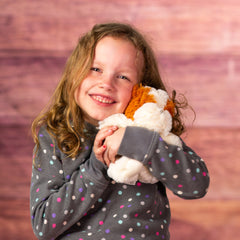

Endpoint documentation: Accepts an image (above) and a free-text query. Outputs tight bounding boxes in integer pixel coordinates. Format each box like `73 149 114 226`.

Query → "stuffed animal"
99 84 182 185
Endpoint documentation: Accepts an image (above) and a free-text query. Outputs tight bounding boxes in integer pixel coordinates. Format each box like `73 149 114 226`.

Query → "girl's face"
74 36 144 126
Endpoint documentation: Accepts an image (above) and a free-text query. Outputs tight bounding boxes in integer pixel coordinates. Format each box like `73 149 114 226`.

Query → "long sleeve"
30 126 110 240
118 126 210 199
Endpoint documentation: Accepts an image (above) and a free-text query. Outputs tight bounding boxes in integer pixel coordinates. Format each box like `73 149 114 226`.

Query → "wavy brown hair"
32 22 189 158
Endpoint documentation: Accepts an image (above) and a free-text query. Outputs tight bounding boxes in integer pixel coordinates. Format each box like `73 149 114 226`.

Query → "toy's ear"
164 100 175 117
124 84 156 120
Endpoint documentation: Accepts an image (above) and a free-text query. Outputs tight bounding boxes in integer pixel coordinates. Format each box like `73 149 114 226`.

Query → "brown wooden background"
1 0 240 239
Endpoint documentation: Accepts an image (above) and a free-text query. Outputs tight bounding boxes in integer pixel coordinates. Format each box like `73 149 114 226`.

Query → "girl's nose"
99 74 115 91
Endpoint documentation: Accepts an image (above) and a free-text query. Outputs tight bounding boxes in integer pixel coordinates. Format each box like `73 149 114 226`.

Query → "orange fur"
124 84 175 120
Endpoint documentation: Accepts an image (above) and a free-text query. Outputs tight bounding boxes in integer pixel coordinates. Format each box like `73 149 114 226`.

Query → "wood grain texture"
0 0 239 239
1 0 240 54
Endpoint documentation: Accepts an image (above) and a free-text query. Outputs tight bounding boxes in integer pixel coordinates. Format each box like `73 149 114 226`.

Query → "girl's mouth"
91 95 115 104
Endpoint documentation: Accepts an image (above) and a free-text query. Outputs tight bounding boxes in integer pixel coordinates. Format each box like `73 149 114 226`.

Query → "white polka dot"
156 149 160 153
141 234 146 238
173 174 178 179
122 185 127 189
102 207 107 212
87 225 91 229
161 224 164 229
44 219 47 224
144 154 148 159
63 221 67 225
177 191 183 195
72 157 76 161
72 195 76 200
186 168 191 173
113 214 117 218
88 232 92 236
64 210 68 215
123 214 128 218
36 175 39 180
129 228 133 232
59 170 63 174
128 198 132 202
140 201 145 205
43 149 47 154
70 180 74 184
52 155 57 160
90 193 95 198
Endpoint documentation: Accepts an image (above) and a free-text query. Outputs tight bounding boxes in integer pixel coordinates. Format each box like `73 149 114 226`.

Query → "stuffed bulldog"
99 84 182 185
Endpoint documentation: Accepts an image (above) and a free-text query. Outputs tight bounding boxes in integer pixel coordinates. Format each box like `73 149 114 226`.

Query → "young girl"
30 22 209 240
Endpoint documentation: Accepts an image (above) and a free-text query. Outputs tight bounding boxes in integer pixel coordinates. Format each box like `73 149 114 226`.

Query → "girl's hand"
93 126 118 164
103 127 126 167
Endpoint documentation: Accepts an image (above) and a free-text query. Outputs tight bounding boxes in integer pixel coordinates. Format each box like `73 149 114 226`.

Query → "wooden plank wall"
0 0 240 239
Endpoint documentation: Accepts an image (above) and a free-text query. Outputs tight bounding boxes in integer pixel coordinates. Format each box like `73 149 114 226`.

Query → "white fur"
98 87 182 185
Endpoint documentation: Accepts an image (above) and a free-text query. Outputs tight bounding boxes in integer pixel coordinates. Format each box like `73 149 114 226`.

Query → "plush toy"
99 84 182 185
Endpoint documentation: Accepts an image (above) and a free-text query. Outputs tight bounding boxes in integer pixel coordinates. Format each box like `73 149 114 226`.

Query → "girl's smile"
74 36 144 126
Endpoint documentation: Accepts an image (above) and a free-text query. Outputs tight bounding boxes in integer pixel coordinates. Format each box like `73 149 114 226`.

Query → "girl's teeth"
93 96 113 104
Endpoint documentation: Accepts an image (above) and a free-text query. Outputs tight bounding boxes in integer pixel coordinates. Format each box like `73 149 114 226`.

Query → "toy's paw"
138 166 158 184
99 114 133 129
162 133 183 148
107 157 143 185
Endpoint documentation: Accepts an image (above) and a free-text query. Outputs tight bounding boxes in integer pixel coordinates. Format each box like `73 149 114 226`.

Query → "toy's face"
134 103 172 135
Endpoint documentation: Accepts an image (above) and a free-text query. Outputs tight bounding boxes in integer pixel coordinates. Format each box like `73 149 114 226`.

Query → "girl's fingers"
94 145 106 164
93 126 118 164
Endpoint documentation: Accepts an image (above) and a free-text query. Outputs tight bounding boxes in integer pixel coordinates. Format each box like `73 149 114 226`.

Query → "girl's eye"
118 75 130 81
90 67 101 72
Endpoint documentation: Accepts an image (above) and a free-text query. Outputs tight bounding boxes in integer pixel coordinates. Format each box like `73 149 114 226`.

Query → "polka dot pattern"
30 125 209 240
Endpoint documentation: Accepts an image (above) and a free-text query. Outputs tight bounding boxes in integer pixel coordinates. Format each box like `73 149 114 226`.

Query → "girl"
30 22 209 240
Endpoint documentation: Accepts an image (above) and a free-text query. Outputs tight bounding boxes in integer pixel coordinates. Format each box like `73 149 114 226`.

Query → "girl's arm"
30 127 110 240
117 126 210 199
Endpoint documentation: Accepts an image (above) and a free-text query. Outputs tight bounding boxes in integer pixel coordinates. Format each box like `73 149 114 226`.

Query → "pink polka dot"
178 184 183 188
156 232 160 236
57 197 61 202
175 160 180 164
50 144 54 147
120 205 124 209
134 213 138 217
160 211 162 215
36 188 39 193
121 235 126 239
81 197 85 201
99 221 104 225
203 172 207 176
52 223 56 228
